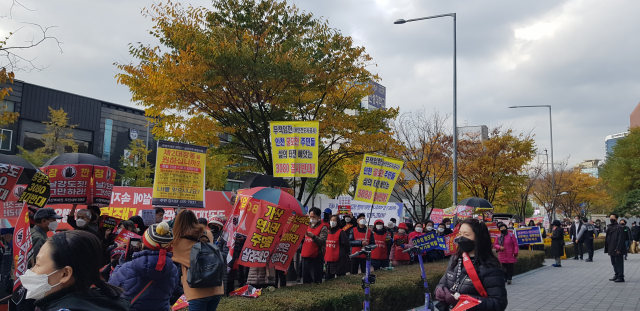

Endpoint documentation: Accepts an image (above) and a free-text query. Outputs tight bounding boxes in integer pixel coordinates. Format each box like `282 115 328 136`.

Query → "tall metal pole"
452 13 458 207
548 106 556 221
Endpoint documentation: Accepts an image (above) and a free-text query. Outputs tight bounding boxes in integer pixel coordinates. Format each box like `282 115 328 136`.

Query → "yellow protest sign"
270 121 319 178
354 154 404 205
152 140 207 208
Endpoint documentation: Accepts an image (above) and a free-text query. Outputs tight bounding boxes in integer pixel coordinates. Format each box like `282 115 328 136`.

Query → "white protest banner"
322 199 402 225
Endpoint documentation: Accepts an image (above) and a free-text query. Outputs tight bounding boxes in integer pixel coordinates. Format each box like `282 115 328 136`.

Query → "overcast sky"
2 0 639 166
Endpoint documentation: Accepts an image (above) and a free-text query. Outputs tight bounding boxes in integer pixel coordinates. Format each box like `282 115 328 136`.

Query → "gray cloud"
3 0 639 165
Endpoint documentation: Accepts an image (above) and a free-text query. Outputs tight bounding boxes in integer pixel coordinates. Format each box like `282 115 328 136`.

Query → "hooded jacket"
108 250 179 311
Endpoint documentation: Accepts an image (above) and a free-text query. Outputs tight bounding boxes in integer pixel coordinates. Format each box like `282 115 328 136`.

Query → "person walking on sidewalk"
494 223 518 285
570 216 584 260
605 213 626 282
580 218 595 262
619 219 632 260
550 220 564 267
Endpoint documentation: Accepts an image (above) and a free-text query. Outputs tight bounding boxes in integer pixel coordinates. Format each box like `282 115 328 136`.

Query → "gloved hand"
435 287 446 302
443 287 459 306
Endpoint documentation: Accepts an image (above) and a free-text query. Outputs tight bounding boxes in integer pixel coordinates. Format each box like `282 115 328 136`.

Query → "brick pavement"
507 249 640 311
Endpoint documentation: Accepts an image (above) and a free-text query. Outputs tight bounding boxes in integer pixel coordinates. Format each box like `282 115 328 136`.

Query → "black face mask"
500 230 507 235
455 236 475 253
611 219 617 225
210 227 220 234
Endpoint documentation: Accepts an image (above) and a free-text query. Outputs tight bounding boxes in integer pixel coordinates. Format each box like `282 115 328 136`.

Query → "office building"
575 159 600 178
605 132 628 156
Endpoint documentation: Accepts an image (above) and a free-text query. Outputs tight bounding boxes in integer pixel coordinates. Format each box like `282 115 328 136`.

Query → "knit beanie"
142 222 173 271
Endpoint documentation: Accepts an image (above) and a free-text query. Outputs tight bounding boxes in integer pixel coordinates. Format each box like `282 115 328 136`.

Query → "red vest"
325 230 341 262
351 228 370 259
371 231 388 260
301 224 324 258
393 234 410 261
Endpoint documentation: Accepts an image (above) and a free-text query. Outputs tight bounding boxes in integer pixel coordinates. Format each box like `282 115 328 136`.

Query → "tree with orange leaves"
116 0 397 205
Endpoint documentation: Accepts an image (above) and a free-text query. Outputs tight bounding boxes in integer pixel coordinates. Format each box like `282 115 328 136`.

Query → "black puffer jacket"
34 287 129 311
435 256 507 311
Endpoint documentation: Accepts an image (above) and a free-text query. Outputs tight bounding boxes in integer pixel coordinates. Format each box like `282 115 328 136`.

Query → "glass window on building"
0 100 14 112
0 129 12 151
224 181 242 192
23 132 90 153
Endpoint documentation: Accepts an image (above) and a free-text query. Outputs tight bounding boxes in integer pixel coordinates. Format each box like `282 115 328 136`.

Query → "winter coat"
550 227 565 258
435 256 507 311
494 233 519 264
605 223 627 256
172 228 224 300
108 250 179 311
33 287 129 311
29 226 47 267
326 227 350 275
247 266 276 286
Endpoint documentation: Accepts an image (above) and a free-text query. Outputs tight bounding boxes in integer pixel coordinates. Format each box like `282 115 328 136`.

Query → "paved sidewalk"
507 250 640 311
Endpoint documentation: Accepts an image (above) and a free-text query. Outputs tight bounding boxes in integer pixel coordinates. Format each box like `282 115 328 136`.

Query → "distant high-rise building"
360 81 386 110
458 125 489 142
605 132 628 156
575 159 601 178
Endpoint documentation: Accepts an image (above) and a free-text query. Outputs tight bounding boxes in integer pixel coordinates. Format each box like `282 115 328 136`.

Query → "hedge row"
543 236 606 259
206 250 545 311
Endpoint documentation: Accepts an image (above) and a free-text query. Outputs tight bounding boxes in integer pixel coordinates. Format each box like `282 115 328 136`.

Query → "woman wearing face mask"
550 220 565 267
348 213 371 275
341 213 355 232
23 230 129 311
390 223 411 266
301 207 328 284
434 218 507 311
494 223 518 285
370 219 392 270
325 215 350 279
424 221 440 262
408 223 424 264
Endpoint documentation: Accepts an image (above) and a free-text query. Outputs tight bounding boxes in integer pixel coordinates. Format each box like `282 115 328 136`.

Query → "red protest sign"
451 294 482 311
444 233 458 256
101 215 122 231
239 201 291 268
114 229 141 245
430 208 444 223
2 184 26 219
13 202 31 291
91 166 116 207
44 164 92 204
0 163 23 202
271 213 310 272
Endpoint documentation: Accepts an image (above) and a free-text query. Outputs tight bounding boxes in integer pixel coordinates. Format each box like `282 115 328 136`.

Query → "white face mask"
309 218 318 225
48 221 58 232
415 227 423 233
20 269 61 300
330 221 337 228
76 219 87 228
387 222 395 228
426 226 433 231
376 225 383 230
358 219 366 225
398 229 406 234
345 217 351 223
575 220 579 223
438 228 445 232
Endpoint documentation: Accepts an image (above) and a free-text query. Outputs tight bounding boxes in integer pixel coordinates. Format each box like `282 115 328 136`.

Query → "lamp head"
394 19 407 25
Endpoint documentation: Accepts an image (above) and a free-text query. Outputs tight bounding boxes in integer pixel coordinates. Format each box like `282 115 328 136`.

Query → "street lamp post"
509 105 556 220
395 13 458 206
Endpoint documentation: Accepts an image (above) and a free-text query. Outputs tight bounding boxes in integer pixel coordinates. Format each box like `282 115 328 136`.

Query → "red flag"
13 202 32 291
451 294 482 311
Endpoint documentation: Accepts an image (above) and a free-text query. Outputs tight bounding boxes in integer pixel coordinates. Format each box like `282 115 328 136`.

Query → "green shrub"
544 237 606 258
206 250 544 311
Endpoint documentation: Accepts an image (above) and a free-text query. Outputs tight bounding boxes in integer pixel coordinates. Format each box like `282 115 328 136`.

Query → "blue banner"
514 227 543 245
413 232 447 252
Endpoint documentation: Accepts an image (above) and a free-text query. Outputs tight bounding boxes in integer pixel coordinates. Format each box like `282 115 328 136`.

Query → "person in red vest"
325 215 350 279
301 207 328 284
370 219 392 270
348 213 370 275
390 223 411 266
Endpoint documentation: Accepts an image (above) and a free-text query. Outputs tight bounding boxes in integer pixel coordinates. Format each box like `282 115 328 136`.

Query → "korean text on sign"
152 140 207 208
271 213 309 272
270 121 319 178
354 153 403 205
92 166 116 207
515 227 543 245
0 164 23 202
44 164 92 204
239 201 291 268
413 232 446 252
18 171 50 208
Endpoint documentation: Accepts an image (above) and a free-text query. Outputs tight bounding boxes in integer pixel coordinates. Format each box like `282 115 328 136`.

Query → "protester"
580 218 595 262
29 208 62 266
605 213 626 282
434 218 508 311
100 247 125 282
0 228 13 297
208 217 224 241
550 220 564 267
348 213 370 275
322 208 332 227
170 210 223 310
619 219 632 260
442 218 453 235
226 234 248 295
155 207 165 224
527 220 535 227
301 207 327 284
25 231 129 311
569 216 584 260
109 222 179 311
387 218 398 234
129 215 149 235
494 223 518 285
341 213 355 232
325 215 350 279
423 220 440 262
370 219 391 270
390 223 411 266
409 223 424 243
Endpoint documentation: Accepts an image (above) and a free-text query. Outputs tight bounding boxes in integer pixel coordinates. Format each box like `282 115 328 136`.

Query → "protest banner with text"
13 203 32 291
0 163 23 202
152 140 207 208
354 154 404 205
18 171 50 208
238 201 291 268
515 226 543 245
270 121 319 178
271 213 309 272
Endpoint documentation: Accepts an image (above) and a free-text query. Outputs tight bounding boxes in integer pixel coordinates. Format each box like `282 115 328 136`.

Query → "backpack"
186 234 224 288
